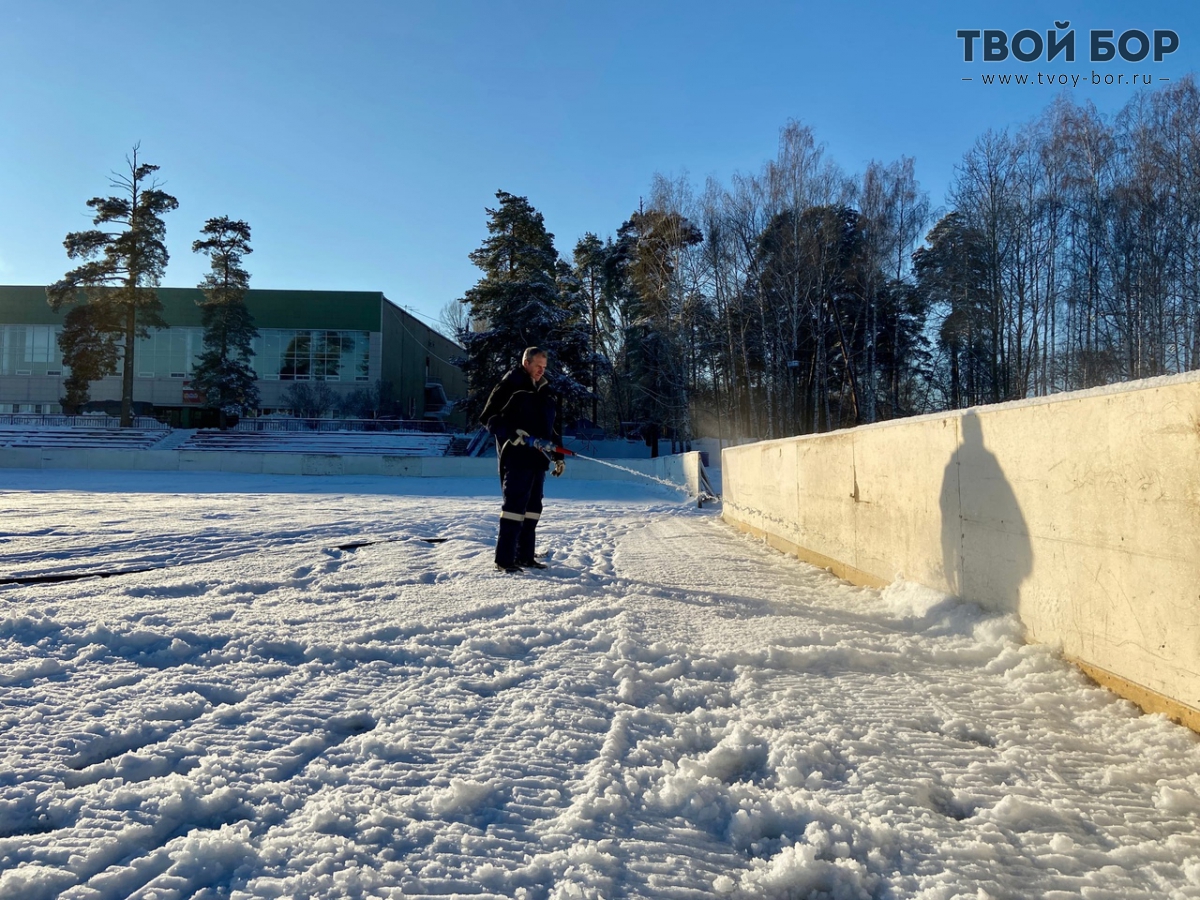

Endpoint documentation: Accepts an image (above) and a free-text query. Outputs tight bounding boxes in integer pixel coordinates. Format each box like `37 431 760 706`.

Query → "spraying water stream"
564 451 719 503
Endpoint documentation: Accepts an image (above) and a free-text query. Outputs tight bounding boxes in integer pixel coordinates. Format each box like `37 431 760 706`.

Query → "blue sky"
1 0 1197 331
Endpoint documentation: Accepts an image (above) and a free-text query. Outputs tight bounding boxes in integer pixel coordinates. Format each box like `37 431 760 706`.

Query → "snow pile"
1 469 1200 898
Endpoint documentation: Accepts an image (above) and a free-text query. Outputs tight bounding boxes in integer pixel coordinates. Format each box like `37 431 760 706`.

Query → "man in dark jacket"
480 347 566 572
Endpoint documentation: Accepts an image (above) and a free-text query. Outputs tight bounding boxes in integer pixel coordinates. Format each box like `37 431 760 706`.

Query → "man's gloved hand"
513 429 530 446
552 459 566 477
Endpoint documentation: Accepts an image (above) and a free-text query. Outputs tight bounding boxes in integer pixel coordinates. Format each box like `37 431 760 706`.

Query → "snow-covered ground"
2 470 1199 900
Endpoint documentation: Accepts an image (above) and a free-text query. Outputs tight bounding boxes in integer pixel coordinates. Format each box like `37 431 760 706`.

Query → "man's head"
522 347 548 382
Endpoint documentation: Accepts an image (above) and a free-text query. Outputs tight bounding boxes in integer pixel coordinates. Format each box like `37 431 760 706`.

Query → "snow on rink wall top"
721 371 1200 729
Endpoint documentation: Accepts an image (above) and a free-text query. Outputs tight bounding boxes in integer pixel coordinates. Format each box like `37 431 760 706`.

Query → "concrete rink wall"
0 445 709 495
721 371 1200 729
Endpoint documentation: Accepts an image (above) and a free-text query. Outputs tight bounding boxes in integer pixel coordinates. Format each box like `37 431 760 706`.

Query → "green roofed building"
0 286 467 427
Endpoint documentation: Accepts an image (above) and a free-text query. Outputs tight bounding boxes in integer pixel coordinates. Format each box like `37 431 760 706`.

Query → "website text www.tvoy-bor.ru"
971 71 1166 87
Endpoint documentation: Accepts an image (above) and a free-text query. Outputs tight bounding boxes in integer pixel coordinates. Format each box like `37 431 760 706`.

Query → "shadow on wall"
940 411 1033 614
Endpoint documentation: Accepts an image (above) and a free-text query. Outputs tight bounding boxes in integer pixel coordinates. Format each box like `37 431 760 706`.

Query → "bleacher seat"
177 430 452 457
0 427 169 451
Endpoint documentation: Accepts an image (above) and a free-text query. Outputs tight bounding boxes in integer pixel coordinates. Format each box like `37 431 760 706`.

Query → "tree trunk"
121 303 135 427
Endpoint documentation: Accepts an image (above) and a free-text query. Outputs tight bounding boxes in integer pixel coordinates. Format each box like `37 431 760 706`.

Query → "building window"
133 327 204 378
250 328 370 382
1 322 374 385
281 332 311 380
258 331 284 380
313 331 338 380
1 325 65 376
27 327 52 362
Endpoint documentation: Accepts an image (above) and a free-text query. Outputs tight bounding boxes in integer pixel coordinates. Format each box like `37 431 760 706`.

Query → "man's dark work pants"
495 463 545 567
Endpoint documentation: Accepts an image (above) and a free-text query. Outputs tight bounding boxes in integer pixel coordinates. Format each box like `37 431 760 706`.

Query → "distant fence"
0 414 168 430
234 417 448 434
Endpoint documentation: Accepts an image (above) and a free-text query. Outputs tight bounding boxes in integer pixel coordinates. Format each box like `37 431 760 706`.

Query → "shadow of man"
940 411 1033 614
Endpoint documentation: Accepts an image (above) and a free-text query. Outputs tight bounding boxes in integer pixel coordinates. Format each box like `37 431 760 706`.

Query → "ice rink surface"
2 470 1199 900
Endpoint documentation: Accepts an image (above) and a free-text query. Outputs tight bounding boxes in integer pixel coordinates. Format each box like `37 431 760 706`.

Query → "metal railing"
464 427 492 457
232 417 450 434
0 414 168 430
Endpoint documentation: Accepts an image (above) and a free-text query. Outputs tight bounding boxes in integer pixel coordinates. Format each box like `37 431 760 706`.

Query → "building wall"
0 287 463 420
380 300 468 424
721 372 1200 728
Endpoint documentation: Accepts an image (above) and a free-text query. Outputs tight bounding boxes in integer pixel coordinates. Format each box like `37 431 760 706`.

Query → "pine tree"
458 191 589 419
46 145 178 426
913 212 993 409
191 217 259 428
607 207 703 441
572 233 615 425
57 304 121 415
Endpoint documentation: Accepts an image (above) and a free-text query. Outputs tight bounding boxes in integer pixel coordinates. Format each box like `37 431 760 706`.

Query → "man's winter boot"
495 514 523 569
516 516 540 567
